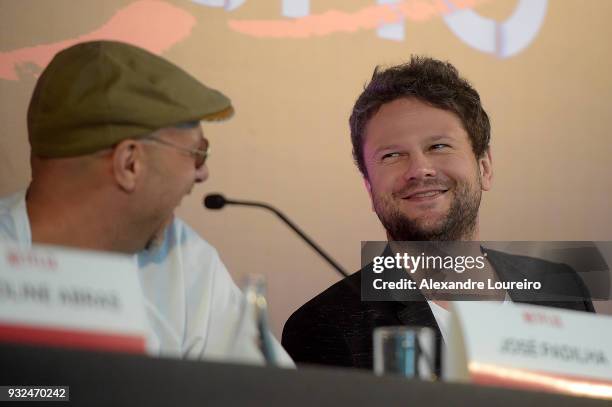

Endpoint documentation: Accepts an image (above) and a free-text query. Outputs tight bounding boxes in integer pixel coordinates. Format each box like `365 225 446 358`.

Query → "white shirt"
427 297 514 346
427 300 453 344
0 191 293 367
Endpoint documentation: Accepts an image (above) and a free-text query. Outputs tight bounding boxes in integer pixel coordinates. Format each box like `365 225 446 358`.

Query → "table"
0 344 607 406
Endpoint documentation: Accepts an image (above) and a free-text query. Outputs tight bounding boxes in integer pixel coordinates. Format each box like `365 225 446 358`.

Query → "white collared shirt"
0 190 293 367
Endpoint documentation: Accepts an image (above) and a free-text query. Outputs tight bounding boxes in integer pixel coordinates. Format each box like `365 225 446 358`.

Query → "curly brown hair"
349 56 491 178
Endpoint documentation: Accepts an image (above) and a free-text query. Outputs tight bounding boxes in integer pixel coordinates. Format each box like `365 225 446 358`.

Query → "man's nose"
194 163 209 183
402 152 436 182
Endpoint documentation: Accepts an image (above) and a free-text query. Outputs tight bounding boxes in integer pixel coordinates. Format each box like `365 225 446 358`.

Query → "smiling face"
363 98 492 241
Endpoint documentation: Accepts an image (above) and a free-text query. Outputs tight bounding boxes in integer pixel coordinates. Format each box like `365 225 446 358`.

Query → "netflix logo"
6 249 58 271
522 311 563 328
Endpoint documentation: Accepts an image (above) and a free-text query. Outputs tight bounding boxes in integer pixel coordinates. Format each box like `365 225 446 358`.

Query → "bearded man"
281 56 593 372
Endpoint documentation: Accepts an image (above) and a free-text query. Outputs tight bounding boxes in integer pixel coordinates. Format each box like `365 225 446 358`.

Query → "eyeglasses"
142 136 210 168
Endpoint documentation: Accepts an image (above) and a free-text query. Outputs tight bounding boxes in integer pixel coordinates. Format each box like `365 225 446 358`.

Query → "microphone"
203 194 227 209
204 193 349 278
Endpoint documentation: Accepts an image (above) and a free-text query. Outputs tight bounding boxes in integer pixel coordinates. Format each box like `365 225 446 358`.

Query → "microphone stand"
211 196 349 278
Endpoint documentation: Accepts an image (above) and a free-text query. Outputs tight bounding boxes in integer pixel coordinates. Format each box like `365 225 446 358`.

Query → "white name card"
0 242 148 353
446 302 612 400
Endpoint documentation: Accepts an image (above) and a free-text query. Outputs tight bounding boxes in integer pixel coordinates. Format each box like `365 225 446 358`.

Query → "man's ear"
479 147 493 191
112 139 142 192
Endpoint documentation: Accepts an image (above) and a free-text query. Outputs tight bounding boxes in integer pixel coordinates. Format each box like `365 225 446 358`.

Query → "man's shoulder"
487 248 594 310
166 217 219 256
169 217 211 246
486 248 585 289
486 248 574 274
289 270 363 320
282 268 413 369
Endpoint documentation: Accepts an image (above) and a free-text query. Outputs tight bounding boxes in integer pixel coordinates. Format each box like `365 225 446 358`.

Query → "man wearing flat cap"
0 40 292 365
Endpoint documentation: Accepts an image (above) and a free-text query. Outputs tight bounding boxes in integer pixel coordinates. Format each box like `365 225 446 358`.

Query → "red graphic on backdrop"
0 0 195 81
228 0 490 38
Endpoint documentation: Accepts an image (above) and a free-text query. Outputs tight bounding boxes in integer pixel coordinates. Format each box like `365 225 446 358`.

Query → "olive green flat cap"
28 40 233 157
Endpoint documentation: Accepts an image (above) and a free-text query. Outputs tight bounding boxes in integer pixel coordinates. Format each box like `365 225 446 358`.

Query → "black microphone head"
204 194 226 209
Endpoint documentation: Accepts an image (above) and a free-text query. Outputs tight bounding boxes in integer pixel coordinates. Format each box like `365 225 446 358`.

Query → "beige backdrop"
1 0 611 337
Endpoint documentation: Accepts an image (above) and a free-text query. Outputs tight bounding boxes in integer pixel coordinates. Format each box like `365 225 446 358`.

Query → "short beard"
373 178 481 241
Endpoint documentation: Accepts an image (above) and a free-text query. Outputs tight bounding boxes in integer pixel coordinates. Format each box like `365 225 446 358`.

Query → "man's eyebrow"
427 134 453 143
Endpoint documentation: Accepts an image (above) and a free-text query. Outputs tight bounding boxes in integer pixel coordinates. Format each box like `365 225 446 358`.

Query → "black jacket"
282 250 594 373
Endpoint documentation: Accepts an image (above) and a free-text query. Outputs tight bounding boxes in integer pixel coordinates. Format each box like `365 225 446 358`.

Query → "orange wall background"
1 0 611 336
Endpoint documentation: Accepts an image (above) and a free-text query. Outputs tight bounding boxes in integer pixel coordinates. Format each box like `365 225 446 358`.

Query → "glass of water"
373 326 438 380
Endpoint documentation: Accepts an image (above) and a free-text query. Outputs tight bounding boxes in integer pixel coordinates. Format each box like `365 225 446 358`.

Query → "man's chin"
385 214 450 241
404 212 447 231
413 216 447 233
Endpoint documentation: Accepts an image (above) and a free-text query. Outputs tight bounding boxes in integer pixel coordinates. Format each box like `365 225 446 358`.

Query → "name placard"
445 302 612 400
0 243 148 353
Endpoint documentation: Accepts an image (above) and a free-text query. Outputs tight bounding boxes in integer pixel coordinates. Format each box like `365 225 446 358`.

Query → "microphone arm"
204 194 349 278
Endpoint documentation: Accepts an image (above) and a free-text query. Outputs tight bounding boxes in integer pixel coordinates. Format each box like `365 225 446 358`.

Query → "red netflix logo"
6 250 58 271
522 311 563 328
